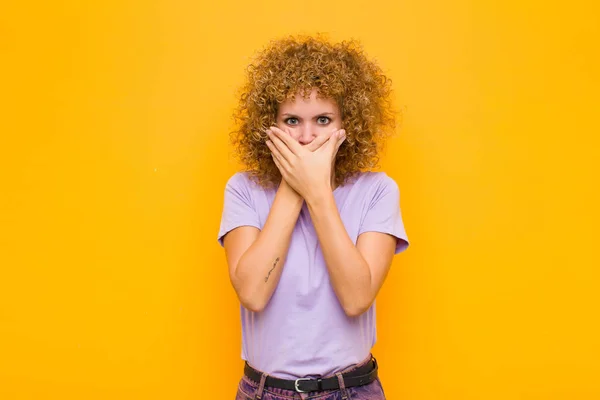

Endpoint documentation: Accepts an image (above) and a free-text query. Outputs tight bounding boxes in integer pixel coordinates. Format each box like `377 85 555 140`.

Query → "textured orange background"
1 1 599 399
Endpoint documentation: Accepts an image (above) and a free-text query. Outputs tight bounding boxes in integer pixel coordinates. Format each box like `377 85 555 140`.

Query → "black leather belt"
243 357 378 393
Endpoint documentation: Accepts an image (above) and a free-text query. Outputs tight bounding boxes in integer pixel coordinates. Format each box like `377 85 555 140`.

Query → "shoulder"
223 172 274 206
222 173 253 203
224 171 263 192
345 172 401 210
225 171 251 187
352 171 399 193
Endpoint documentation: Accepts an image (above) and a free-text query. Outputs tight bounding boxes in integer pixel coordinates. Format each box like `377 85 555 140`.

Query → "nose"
297 126 315 145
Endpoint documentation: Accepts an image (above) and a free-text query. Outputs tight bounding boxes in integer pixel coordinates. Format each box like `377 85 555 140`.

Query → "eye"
284 117 299 125
317 116 331 124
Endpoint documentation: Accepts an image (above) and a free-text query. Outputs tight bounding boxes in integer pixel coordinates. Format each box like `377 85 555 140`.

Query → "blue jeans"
235 353 387 400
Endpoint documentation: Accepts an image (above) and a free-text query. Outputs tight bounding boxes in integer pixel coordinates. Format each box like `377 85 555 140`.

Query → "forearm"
234 180 303 312
306 190 372 317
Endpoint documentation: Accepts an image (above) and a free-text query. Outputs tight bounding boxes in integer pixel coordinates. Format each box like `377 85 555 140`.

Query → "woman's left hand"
266 126 346 202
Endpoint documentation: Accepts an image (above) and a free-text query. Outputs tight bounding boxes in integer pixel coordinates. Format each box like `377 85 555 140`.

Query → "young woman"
218 34 410 400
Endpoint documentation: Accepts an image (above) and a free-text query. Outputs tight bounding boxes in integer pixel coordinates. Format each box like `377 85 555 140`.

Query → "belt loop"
336 372 349 400
254 372 268 400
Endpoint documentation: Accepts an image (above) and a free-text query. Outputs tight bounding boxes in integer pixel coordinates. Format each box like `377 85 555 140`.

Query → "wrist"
277 179 304 207
304 185 334 208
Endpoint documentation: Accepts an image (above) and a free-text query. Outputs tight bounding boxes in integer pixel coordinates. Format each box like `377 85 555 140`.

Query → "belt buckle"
294 377 311 393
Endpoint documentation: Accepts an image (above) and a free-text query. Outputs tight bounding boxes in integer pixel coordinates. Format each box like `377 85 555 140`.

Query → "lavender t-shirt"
217 171 409 379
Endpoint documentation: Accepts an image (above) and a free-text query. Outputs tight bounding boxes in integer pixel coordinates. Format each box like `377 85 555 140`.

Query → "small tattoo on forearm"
265 257 280 282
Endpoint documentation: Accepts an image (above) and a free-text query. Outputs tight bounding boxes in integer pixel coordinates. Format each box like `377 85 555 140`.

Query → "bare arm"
222 128 336 312
306 190 397 317
223 179 303 312
264 126 400 317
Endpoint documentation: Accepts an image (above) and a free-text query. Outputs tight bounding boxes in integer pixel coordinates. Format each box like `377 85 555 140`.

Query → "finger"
269 126 303 156
266 140 291 170
305 128 338 152
267 129 295 164
272 153 285 175
335 129 347 152
271 150 290 181
318 129 344 154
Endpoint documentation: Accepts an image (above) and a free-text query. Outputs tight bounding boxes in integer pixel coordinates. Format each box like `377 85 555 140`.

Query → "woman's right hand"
271 125 340 152
303 128 341 152
275 126 339 190
266 126 345 201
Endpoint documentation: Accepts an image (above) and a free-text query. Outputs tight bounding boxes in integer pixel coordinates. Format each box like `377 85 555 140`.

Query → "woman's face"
276 88 342 146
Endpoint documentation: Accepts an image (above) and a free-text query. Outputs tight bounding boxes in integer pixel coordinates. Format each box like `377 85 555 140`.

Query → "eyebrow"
281 112 335 117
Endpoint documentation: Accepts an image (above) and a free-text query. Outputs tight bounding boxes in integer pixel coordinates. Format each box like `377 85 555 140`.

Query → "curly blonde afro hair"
230 33 399 189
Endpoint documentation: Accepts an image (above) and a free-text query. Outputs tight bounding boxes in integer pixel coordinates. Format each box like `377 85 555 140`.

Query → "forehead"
278 88 339 114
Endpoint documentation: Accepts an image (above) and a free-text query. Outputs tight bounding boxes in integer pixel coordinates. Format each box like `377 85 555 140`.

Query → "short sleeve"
217 173 261 247
358 174 409 254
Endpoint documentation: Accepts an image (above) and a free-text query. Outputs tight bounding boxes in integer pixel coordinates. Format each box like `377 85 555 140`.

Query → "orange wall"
1 1 599 399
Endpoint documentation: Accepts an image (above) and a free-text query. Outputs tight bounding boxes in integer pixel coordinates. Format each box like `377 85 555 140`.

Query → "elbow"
340 284 374 317
342 299 372 317
343 305 368 318
236 285 268 313
240 297 267 313
231 265 268 313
